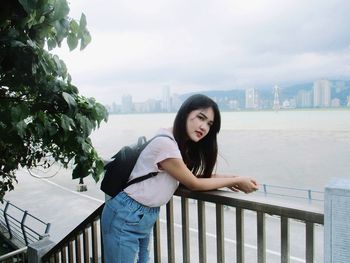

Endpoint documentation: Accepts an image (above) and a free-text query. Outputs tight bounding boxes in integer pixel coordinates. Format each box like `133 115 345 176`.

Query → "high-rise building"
245 88 259 109
121 94 133 113
162 86 171 112
313 79 331 107
296 90 312 108
171 93 182 111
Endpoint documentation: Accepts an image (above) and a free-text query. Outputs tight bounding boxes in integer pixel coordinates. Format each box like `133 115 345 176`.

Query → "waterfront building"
228 99 240 110
134 102 148 113
121 94 133 113
145 99 162 112
313 79 331 107
297 90 312 108
171 93 182 111
111 102 121 113
162 85 171 112
245 88 259 109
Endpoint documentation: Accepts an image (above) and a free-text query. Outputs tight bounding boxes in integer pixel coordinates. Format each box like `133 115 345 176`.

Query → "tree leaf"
18 0 38 14
67 33 78 51
62 91 77 108
60 115 75 131
47 38 57 50
79 13 87 32
70 20 79 34
52 0 70 21
80 29 91 50
16 121 27 138
76 114 94 136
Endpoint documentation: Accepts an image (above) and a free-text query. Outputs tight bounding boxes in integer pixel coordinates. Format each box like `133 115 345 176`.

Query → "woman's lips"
195 131 203 138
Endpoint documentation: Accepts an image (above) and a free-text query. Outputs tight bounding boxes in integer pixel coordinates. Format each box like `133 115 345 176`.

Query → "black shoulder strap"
125 134 175 188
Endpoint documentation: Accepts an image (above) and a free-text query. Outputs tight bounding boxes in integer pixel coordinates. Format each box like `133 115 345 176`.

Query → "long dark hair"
173 94 221 178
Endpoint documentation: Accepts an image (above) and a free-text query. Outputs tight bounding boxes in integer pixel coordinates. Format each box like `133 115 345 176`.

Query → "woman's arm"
212 173 238 178
159 158 258 193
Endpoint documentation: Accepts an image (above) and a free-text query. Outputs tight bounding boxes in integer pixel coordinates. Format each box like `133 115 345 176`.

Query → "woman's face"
186 107 214 142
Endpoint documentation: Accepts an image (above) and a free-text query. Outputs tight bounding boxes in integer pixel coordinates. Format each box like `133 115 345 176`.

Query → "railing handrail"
41 203 105 261
0 246 27 261
175 187 324 223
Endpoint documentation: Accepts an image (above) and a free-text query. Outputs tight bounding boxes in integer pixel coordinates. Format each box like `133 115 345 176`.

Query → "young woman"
101 94 258 263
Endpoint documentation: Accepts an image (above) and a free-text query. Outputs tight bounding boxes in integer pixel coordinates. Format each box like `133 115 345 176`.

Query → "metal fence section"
0 246 27 263
41 203 104 263
0 200 51 247
41 187 324 263
154 187 324 263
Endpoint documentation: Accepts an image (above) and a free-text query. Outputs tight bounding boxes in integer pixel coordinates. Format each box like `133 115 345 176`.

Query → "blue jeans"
101 191 160 263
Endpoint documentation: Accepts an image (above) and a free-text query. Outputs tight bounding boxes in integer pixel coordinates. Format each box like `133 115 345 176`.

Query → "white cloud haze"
54 0 350 104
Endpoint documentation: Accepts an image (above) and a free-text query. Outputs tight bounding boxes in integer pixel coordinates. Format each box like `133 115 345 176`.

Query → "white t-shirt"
124 128 182 207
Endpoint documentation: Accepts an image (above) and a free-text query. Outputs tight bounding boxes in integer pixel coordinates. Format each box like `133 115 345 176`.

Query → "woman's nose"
200 122 208 131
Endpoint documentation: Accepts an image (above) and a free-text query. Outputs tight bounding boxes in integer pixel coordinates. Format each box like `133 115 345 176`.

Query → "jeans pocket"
125 210 145 226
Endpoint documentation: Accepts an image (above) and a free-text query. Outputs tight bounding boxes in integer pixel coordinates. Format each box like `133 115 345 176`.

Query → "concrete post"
28 238 55 263
325 178 350 263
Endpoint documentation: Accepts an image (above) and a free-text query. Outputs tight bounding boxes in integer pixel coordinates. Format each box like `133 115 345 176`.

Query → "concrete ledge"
28 238 56 263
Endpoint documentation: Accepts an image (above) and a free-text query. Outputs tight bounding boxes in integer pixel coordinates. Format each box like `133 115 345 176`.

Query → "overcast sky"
54 0 350 104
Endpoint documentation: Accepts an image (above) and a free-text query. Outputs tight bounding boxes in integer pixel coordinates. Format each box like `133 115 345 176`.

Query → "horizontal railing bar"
0 246 27 261
174 187 324 224
257 191 324 202
2 200 49 225
262 184 324 193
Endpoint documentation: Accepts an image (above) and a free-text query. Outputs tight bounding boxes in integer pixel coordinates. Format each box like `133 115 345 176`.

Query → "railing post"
325 178 350 262
216 204 224 263
236 208 244 263
3 201 12 239
21 210 29 245
305 221 314 262
181 197 190 263
257 211 266 263
153 218 161 263
280 216 290 263
197 200 206 263
166 198 175 263
45 222 51 235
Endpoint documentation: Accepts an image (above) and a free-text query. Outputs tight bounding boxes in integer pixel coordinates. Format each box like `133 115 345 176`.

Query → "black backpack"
100 134 174 197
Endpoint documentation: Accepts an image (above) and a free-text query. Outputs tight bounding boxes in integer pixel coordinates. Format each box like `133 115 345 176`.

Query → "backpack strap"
125 134 175 188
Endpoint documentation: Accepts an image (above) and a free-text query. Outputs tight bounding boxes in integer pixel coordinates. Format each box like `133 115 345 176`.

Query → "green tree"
0 0 108 200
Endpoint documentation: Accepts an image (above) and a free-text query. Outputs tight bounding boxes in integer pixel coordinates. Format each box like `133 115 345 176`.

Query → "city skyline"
54 1 350 104
105 79 350 114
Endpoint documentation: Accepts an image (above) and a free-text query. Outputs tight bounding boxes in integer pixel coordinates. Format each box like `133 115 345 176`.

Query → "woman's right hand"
229 177 259 193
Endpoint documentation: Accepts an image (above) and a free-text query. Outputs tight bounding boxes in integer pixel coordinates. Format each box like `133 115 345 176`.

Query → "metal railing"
41 204 104 263
0 246 27 263
0 200 51 247
42 186 324 263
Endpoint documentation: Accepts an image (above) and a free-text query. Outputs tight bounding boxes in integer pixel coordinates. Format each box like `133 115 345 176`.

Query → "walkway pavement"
4 168 105 243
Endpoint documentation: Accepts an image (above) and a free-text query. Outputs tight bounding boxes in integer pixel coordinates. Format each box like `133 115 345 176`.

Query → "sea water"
91 109 350 191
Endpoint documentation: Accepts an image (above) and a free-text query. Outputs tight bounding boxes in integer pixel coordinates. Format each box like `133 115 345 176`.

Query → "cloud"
55 0 350 104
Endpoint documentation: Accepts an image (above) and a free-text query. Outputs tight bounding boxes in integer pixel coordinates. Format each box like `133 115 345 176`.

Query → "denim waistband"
115 191 160 214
